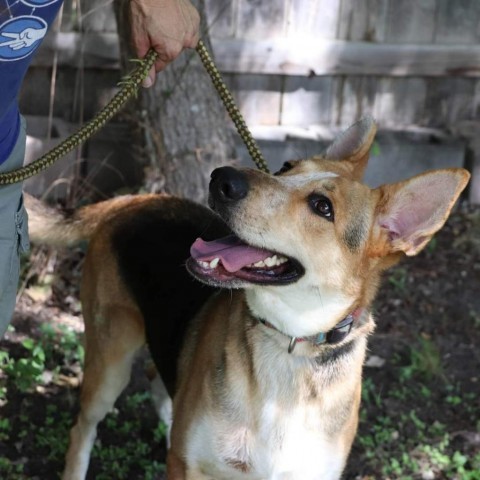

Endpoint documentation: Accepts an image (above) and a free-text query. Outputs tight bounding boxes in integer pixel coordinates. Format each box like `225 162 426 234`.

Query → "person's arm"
129 0 200 87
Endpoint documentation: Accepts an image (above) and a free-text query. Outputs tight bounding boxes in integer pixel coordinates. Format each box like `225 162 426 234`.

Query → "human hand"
129 0 200 88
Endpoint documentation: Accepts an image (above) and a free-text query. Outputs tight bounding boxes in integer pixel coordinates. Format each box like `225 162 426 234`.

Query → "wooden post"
453 121 480 205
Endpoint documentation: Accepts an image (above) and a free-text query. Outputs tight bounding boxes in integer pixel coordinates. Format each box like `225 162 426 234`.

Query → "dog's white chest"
256 402 345 479
186 401 345 480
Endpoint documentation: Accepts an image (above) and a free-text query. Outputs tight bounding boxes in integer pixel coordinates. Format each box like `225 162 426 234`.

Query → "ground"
0 205 479 480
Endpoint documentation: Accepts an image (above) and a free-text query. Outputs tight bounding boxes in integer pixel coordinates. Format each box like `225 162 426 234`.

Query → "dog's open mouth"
187 234 304 286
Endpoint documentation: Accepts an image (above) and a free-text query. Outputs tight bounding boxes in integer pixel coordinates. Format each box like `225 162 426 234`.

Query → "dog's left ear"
372 168 470 257
324 115 377 180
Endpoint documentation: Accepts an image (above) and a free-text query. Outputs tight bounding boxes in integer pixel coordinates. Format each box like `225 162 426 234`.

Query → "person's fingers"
155 40 182 67
185 27 200 49
153 57 168 73
142 66 156 88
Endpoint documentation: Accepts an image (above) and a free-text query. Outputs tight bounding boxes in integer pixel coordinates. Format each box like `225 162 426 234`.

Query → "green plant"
92 437 155 479
39 323 84 366
401 337 442 381
2 339 46 391
371 142 381 157
426 237 438 253
0 418 10 441
362 376 382 408
0 455 25 479
388 267 408 294
153 421 168 443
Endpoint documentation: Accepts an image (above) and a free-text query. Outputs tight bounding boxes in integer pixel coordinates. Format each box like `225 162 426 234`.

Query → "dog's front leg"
62 414 98 480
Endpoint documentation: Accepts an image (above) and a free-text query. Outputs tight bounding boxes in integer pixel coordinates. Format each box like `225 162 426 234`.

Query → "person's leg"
0 118 29 337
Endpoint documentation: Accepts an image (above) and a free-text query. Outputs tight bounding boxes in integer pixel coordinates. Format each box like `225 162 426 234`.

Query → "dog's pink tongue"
190 235 271 273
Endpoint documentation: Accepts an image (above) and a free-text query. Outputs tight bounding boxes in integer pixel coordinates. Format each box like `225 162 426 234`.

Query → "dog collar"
259 308 363 354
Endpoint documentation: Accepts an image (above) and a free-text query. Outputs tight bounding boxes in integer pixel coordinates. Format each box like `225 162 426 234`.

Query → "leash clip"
288 336 297 354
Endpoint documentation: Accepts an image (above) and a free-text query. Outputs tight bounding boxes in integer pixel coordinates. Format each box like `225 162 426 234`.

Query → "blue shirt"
0 0 62 164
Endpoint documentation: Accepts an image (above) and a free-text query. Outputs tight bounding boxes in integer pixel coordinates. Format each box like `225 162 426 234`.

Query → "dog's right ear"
324 115 377 180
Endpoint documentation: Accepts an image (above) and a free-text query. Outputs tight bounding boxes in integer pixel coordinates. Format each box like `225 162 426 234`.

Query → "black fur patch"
111 197 230 396
314 339 357 366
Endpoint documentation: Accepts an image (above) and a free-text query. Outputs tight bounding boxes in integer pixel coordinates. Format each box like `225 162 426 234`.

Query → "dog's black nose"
210 167 249 203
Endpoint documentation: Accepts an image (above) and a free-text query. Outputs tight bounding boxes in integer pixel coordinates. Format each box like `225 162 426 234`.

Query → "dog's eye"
274 161 294 176
309 194 334 221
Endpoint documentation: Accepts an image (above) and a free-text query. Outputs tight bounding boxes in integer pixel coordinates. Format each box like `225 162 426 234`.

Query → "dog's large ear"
372 169 470 257
324 115 377 180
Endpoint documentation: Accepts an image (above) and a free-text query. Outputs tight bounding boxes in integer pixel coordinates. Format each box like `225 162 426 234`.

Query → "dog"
25 116 470 480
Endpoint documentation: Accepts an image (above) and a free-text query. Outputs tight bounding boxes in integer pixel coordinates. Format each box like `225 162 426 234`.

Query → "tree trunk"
115 0 236 204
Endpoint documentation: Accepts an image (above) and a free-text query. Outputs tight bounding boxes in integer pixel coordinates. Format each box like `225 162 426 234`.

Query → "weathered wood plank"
450 121 480 204
386 0 436 44
224 74 282 126
374 78 427 128
423 78 476 128
32 33 480 77
19 68 120 120
33 32 120 69
205 0 236 38
474 80 480 121
333 76 377 128
281 76 334 126
237 0 287 39
337 0 389 42
435 0 480 45
81 0 118 33
469 147 480 205
23 117 138 201
446 78 476 125
287 0 341 39
210 37 480 77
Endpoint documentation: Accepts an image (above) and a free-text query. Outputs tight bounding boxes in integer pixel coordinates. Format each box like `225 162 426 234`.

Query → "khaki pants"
0 118 29 337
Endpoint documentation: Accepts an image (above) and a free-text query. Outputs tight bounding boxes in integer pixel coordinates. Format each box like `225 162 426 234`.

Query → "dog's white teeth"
265 255 276 267
210 258 220 269
251 255 288 268
199 258 221 269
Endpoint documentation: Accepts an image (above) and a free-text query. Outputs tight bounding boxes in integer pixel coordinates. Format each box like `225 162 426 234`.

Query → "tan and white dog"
26 116 469 480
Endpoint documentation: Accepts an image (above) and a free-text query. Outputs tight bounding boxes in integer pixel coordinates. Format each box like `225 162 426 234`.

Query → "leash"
0 40 269 186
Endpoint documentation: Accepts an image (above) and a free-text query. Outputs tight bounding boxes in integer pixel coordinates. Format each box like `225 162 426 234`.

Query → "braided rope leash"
195 41 269 174
0 40 269 186
0 50 157 186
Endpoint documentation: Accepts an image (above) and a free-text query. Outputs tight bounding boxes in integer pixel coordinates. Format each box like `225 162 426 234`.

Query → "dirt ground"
0 204 479 479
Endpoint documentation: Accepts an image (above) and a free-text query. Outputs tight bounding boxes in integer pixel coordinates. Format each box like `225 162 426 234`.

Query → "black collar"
258 308 363 353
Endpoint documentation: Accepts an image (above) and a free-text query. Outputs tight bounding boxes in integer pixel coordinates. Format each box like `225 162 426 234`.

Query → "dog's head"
187 117 470 337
